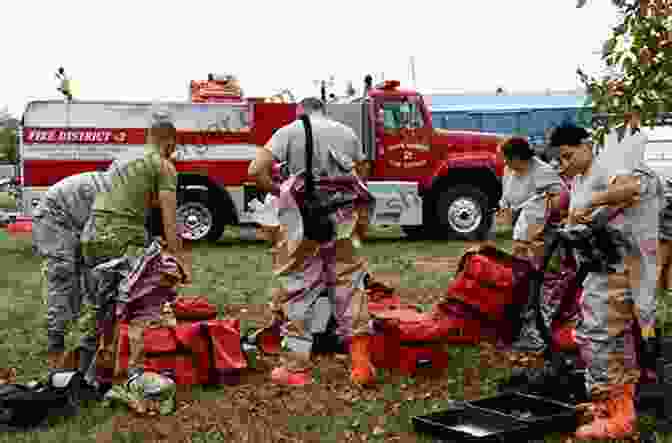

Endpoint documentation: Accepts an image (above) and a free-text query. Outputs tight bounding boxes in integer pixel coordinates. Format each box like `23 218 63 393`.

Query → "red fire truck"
17 77 506 242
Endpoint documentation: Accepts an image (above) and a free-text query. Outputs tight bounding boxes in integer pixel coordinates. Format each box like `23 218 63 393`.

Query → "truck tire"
177 190 226 243
434 185 493 240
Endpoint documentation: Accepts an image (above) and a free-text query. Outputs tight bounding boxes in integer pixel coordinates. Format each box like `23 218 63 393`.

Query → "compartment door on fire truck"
374 98 433 179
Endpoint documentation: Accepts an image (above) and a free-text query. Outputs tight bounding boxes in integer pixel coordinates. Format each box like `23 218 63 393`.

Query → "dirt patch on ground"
105 349 463 442
413 256 461 274
221 303 274 331
100 270 524 442
394 288 447 307
367 271 402 289
101 304 524 443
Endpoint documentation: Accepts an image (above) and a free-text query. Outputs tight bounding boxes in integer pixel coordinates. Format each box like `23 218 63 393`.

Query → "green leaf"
602 38 618 58
576 1 672 132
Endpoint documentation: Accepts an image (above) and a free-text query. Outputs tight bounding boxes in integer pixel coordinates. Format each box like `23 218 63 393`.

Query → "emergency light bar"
377 80 401 90
208 73 236 82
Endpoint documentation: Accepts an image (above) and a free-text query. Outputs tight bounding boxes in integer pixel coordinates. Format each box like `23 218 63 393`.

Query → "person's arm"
545 193 560 209
157 158 181 255
249 146 277 194
497 172 511 213
250 126 289 195
591 174 641 207
532 161 565 213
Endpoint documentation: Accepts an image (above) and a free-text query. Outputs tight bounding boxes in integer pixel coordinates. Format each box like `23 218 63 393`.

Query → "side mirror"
376 109 385 126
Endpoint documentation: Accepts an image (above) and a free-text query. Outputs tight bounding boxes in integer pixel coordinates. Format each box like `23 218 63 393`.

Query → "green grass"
0 225 670 442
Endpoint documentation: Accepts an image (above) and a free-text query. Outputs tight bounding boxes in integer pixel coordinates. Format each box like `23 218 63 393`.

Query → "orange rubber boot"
350 335 375 386
270 367 312 386
575 384 637 440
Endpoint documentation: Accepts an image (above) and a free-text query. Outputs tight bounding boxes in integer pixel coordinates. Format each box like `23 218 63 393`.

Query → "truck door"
373 97 433 180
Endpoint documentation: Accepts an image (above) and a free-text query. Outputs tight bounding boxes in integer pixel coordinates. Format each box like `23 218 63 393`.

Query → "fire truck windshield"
381 101 425 130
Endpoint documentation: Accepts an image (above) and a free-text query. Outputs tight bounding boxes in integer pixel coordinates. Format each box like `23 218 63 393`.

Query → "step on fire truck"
17 75 506 242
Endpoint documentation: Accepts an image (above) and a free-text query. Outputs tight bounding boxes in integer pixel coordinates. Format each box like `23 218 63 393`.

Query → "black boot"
311 315 346 355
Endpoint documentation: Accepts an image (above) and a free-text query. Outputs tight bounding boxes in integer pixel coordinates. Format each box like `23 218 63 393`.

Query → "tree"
576 0 672 143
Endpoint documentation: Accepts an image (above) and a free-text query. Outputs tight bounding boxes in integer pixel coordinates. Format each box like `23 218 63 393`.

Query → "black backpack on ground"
0 370 83 430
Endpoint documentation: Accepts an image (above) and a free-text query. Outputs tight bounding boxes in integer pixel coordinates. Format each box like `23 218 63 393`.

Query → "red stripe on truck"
23 128 252 145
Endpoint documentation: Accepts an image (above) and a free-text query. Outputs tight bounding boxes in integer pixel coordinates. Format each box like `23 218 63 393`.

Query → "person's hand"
568 207 594 225
175 252 193 285
181 267 193 285
497 206 511 216
496 207 513 224
544 192 560 211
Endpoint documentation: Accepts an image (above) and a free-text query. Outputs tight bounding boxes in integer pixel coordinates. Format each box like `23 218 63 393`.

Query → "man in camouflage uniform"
549 121 662 440
248 97 375 386
77 119 187 391
32 171 112 372
658 175 672 290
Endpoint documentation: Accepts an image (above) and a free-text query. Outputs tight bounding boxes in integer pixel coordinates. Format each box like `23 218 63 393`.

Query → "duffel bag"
369 317 457 376
445 250 515 321
173 297 218 320
372 307 481 344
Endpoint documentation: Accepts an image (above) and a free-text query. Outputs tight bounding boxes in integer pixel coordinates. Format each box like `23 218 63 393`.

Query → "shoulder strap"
299 114 315 199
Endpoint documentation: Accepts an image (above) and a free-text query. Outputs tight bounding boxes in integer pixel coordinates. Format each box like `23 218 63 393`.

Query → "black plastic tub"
469 392 577 426
412 407 533 442
412 392 577 442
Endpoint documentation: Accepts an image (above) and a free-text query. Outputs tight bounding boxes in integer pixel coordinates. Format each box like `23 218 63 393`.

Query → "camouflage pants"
577 269 641 398
41 256 87 353
267 225 370 372
33 207 89 354
512 269 580 355
510 224 552 355
77 264 124 385
77 215 147 385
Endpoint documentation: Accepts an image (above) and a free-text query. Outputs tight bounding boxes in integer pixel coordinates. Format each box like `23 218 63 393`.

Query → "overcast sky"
2 0 620 116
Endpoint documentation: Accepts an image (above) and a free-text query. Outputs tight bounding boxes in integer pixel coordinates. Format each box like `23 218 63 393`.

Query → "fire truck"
17 76 506 242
